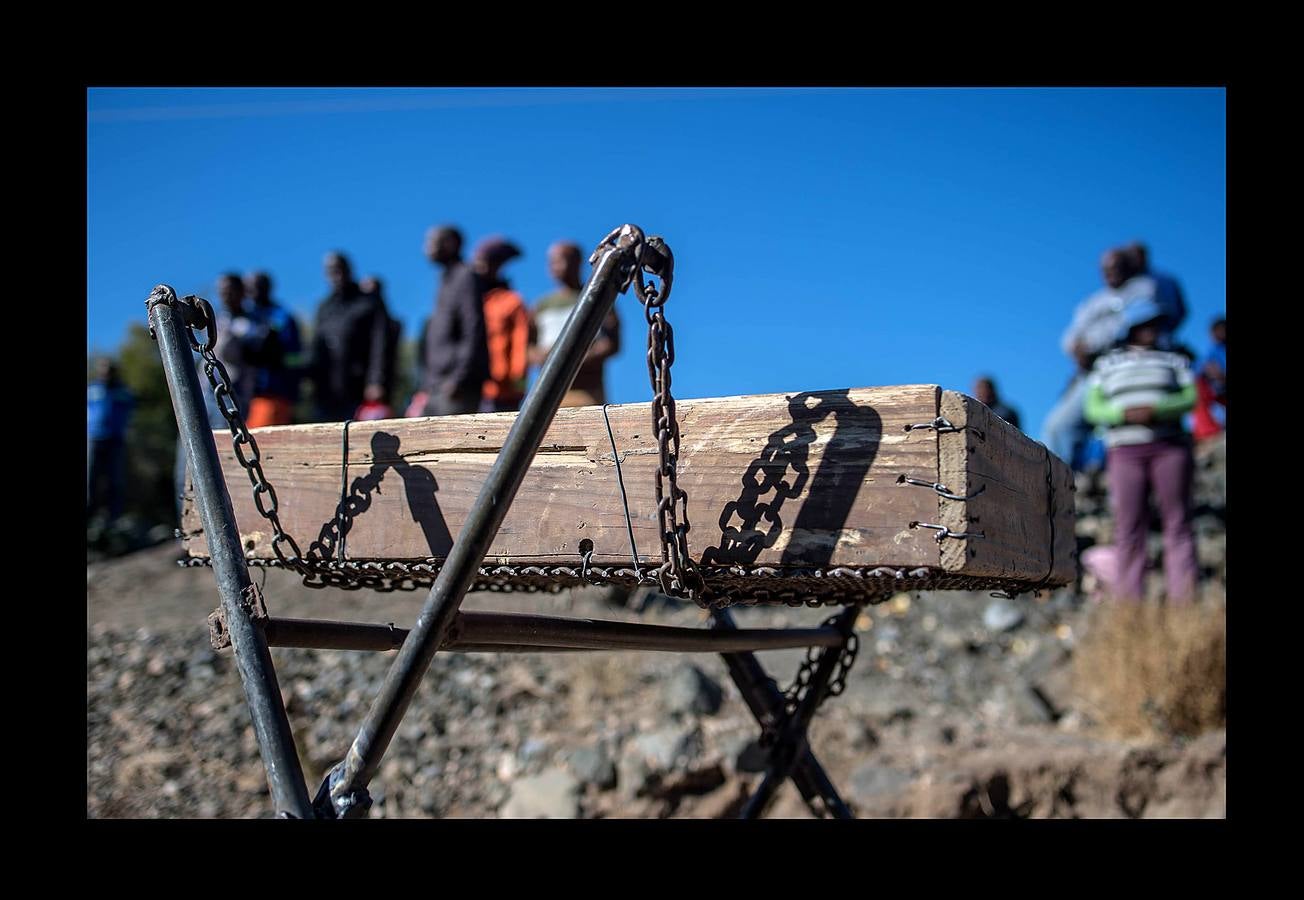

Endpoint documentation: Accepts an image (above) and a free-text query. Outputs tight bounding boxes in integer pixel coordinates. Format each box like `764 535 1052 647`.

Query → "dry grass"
1073 599 1226 740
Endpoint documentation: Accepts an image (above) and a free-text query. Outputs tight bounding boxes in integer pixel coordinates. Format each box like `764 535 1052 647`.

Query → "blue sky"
87 87 1225 436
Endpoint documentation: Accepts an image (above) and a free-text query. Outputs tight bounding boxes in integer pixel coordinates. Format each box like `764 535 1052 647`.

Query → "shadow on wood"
305 430 454 565
701 390 882 569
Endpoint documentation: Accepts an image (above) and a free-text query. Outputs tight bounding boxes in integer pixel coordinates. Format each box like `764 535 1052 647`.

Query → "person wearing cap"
420 225 490 417
1083 298 1199 603
474 237 530 413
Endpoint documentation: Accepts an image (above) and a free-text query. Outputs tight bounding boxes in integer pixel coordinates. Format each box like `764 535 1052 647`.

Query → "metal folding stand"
148 287 314 819
148 224 862 819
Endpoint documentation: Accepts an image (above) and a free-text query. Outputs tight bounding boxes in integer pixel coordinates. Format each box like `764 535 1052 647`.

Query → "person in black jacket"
973 375 1022 431
420 225 489 416
358 274 403 414
309 251 390 422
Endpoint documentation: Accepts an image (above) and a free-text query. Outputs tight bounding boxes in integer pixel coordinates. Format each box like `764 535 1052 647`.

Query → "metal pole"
712 609 854 819
318 226 653 818
259 613 846 654
147 288 314 820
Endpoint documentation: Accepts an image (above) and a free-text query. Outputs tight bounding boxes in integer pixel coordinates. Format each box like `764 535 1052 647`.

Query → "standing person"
308 252 390 423
1043 246 1176 469
243 271 303 428
1200 316 1226 399
175 273 257 521
529 240 619 408
356 275 401 420
1083 299 1199 603
474 236 529 413
421 225 489 417
1123 242 1187 339
1192 316 1227 442
87 358 134 524
972 375 1021 430
212 272 258 413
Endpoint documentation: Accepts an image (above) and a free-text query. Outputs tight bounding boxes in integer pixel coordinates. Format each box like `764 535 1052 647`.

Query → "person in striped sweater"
1083 298 1199 603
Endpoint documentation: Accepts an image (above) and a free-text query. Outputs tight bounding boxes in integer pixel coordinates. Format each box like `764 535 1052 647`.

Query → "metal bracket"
207 609 231 650
909 521 986 542
896 474 987 502
313 763 373 820
903 416 985 441
589 224 649 293
207 583 270 650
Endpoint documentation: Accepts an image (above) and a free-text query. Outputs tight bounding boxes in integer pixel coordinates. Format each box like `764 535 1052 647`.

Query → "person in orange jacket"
474 236 530 413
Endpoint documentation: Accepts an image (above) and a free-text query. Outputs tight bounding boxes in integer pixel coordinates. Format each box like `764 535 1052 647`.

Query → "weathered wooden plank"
185 385 944 570
937 391 1076 583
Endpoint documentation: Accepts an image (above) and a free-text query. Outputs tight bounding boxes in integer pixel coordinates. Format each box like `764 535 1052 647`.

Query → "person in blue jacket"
87 357 134 522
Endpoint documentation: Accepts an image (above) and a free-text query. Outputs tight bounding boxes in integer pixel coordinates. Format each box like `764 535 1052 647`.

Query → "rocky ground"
86 436 1226 819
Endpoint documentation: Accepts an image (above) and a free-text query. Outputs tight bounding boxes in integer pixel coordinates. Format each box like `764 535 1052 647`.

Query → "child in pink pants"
1083 299 1199 603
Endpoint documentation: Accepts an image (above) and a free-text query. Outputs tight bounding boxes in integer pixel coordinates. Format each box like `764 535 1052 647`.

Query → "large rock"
628 725 698 771
1145 730 1225 819
565 745 617 791
848 764 914 814
499 768 580 819
661 664 724 717
618 725 701 798
983 599 1025 634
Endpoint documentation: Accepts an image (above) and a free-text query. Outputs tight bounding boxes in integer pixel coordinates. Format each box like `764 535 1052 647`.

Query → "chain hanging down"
157 289 308 574
592 228 706 605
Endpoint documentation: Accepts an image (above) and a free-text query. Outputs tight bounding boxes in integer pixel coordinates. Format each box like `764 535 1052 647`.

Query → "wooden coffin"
182 385 1075 603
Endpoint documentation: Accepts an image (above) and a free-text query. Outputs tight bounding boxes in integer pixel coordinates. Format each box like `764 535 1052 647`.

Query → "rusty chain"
628 234 706 605
780 613 861 718
156 288 309 574
164 286 392 593
178 555 1050 607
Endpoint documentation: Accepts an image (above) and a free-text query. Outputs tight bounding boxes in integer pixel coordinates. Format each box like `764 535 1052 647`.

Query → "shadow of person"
306 430 452 564
700 390 881 569
370 431 453 557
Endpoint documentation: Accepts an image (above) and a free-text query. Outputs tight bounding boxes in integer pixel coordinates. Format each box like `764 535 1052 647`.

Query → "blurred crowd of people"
145 227 616 520
88 226 621 530
176 226 617 434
